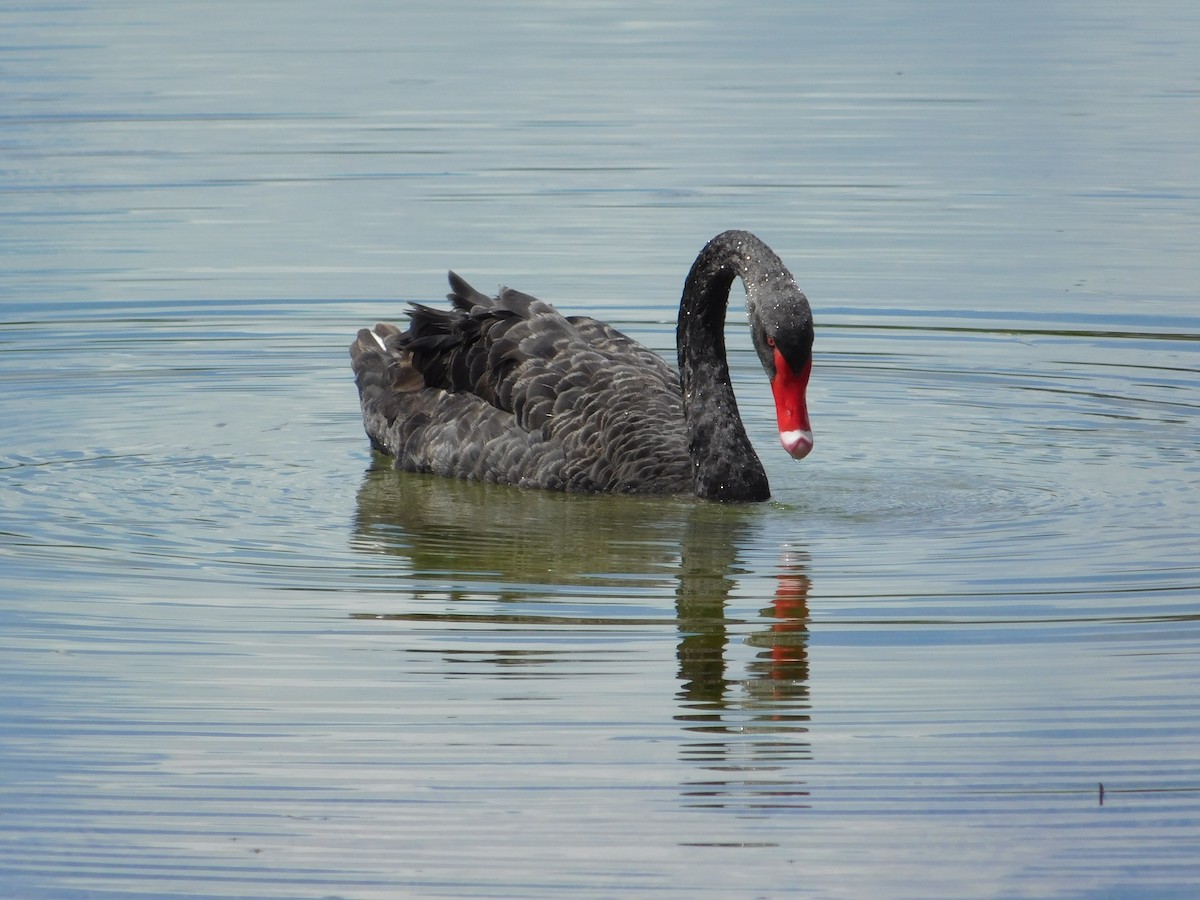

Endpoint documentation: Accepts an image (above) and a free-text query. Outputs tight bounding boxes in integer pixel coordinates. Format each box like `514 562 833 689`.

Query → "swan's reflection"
673 511 811 809
351 461 812 811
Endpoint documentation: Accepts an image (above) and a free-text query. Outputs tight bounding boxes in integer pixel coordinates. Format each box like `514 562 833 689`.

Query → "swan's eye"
766 336 776 348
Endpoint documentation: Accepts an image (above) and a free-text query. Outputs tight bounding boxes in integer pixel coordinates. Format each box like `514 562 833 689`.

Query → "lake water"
2 2 1199 897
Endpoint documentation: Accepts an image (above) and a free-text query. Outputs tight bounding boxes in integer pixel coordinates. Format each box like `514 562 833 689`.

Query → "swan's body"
350 230 813 502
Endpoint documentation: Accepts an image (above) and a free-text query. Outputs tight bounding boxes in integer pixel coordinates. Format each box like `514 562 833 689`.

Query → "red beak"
770 350 813 460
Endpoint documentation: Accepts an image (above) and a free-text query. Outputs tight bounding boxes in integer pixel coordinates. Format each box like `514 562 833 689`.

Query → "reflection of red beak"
771 352 813 459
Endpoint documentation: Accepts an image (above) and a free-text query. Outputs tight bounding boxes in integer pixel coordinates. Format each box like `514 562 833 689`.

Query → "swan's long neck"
677 231 771 502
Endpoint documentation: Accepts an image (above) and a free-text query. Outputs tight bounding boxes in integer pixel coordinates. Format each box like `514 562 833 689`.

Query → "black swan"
349 229 813 502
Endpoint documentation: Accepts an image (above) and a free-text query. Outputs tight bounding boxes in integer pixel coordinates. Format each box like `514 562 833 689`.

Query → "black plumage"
349 230 813 502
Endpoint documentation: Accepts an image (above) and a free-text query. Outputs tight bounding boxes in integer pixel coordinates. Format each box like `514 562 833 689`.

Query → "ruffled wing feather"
350 274 691 493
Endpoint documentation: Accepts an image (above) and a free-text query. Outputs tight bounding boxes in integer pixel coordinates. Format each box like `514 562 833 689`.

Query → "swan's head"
748 281 814 460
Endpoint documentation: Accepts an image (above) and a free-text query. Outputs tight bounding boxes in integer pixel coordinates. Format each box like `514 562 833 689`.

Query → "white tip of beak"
780 429 813 459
